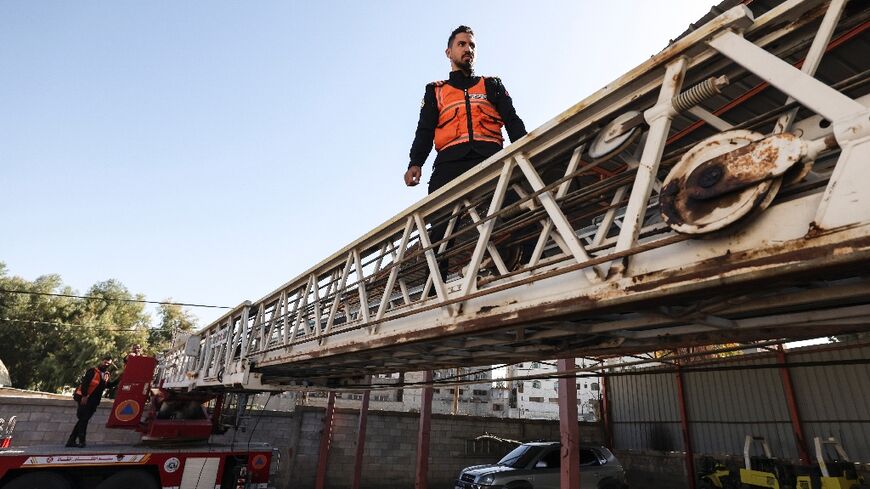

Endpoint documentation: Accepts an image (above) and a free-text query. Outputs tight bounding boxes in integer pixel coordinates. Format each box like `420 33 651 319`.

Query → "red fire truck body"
0 442 272 489
0 356 274 489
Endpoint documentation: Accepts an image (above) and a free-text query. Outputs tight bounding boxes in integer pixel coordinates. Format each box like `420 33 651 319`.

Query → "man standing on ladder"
404 25 527 280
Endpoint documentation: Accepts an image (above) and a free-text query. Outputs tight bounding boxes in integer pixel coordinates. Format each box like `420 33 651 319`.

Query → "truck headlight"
478 474 495 485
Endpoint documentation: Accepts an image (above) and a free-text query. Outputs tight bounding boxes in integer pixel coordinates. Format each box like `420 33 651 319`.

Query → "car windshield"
497 445 545 468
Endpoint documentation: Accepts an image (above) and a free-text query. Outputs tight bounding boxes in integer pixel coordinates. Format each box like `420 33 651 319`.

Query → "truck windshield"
497 445 544 468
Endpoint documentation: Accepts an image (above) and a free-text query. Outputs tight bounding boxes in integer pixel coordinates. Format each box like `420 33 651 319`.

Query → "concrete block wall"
0 396 603 489
0 396 140 446
307 407 602 489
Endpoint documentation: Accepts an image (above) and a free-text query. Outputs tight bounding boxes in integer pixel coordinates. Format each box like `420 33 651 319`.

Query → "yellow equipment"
698 456 738 489
738 435 865 489
739 436 794 489
792 437 865 489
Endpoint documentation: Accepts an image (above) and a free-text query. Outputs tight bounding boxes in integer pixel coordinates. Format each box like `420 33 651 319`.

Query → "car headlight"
478 474 495 485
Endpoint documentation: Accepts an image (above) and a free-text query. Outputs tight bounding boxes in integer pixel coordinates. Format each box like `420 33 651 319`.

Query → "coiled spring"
672 75 729 113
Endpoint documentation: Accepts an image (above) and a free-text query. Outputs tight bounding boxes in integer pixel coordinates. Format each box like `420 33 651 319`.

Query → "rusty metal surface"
661 130 776 233
683 133 803 199
250 230 870 383
159 0 870 391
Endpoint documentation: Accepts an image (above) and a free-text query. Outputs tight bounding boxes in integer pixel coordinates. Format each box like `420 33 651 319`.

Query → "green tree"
42 279 150 392
148 302 198 354
0 263 151 392
0 263 78 389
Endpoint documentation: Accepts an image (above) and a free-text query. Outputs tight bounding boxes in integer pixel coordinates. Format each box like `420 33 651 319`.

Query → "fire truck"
0 356 274 489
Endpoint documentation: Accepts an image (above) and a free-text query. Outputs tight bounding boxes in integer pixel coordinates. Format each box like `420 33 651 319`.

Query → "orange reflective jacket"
434 77 504 152
74 367 108 399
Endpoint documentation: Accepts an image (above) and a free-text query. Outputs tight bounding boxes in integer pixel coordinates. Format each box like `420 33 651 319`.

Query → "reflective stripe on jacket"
434 77 504 152
74 368 107 398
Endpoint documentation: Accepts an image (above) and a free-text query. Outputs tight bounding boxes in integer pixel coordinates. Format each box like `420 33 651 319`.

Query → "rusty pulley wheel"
660 130 799 234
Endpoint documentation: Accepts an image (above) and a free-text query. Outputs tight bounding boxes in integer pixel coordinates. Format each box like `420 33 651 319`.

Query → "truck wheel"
94 470 158 489
4 471 71 489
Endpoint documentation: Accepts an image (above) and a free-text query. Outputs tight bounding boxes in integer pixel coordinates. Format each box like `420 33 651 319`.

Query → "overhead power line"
1 316 148 332
0 288 231 309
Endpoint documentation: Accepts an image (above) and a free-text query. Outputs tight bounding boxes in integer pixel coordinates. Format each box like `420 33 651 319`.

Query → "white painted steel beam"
515 154 601 282
459 159 514 296
708 30 865 123
611 56 688 276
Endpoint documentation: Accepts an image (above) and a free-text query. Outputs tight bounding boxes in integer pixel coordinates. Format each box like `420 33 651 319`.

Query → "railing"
162 0 870 390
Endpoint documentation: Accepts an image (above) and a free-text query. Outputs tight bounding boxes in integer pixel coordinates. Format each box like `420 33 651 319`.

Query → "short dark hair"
448 25 474 48
101 355 113 361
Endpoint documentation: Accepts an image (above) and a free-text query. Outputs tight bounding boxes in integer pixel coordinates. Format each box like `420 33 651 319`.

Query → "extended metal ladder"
162 0 870 391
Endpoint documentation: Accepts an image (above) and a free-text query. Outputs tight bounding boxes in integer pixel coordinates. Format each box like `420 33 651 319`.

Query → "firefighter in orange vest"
66 356 117 448
404 25 527 279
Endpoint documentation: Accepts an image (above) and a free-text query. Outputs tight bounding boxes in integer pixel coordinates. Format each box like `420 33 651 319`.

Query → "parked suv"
455 441 628 489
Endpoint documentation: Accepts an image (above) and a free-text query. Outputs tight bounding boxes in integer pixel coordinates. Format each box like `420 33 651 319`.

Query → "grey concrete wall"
0 395 603 489
0 396 140 446
309 408 602 489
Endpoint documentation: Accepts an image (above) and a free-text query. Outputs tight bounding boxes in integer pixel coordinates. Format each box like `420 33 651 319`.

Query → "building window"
473 389 487 396
532 381 542 389
529 397 544 403
493 404 504 411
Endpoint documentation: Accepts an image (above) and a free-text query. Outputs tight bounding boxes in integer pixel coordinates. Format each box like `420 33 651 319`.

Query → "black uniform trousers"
427 157 486 281
69 400 98 444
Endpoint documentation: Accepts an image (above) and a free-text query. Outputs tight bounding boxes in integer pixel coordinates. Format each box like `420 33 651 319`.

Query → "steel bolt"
697 165 724 188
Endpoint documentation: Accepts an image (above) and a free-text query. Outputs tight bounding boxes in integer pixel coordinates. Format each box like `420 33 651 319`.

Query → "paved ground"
439 469 689 489
627 469 689 489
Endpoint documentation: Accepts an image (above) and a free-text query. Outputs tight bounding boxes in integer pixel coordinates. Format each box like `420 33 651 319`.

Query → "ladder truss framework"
163 0 870 390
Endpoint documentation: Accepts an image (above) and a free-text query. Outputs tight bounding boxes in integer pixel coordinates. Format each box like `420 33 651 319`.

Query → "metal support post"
415 371 434 489
600 374 614 450
675 366 696 489
777 345 810 464
315 392 336 489
351 386 371 489
452 368 460 415
557 358 580 489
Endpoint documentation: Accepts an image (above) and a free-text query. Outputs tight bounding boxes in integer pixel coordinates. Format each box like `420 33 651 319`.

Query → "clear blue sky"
1 1 714 327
